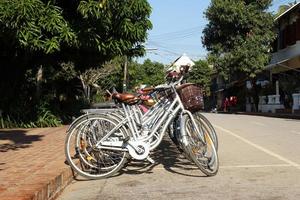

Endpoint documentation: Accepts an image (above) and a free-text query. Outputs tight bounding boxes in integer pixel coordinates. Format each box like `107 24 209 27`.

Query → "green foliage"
0 115 19 129
275 1 297 18
129 59 165 88
76 0 152 58
188 60 213 95
0 101 62 129
0 0 152 58
94 58 166 96
0 114 62 129
35 101 62 127
53 62 78 81
275 5 290 17
0 0 152 127
0 0 76 53
203 0 276 80
97 56 125 92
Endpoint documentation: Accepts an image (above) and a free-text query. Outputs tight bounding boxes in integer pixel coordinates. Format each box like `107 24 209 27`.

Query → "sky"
138 0 298 65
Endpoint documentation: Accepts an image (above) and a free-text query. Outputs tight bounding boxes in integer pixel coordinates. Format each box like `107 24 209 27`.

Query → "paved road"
58 114 300 200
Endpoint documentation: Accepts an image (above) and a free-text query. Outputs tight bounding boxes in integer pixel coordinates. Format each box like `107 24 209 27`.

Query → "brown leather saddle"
112 93 140 105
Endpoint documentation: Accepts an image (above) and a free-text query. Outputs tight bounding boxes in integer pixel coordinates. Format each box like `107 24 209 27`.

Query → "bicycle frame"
65 68 219 178
96 83 204 155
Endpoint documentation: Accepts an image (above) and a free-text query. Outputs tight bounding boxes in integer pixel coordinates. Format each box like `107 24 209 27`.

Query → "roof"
168 53 195 72
275 2 300 21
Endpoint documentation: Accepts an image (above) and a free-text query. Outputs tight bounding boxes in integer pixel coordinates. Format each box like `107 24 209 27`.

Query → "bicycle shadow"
121 137 206 177
68 136 208 181
0 130 44 152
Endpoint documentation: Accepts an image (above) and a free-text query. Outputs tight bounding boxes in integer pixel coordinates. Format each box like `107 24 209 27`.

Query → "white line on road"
214 125 300 170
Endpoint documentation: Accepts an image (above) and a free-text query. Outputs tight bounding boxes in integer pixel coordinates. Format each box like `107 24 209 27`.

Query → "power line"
150 26 203 40
147 40 181 56
151 25 203 37
146 41 207 61
153 32 201 41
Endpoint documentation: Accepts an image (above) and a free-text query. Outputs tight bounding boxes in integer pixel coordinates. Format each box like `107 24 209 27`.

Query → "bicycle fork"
179 111 206 146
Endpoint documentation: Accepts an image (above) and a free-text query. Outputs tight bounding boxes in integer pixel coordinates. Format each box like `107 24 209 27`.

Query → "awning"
265 55 300 74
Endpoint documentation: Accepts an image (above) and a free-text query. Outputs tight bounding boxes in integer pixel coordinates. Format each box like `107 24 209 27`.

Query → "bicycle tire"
65 114 129 179
183 114 219 176
192 112 218 151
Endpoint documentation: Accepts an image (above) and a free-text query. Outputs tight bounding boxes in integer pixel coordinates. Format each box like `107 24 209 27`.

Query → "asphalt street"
58 113 300 200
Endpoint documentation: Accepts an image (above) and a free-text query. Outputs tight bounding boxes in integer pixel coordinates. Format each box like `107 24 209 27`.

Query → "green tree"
88 58 165 99
97 56 126 93
203 0 275 80
129 59 165 88
0 0 152 67
0 0 152 127
275 1 297 18
188 60 213 95
0 0 76 54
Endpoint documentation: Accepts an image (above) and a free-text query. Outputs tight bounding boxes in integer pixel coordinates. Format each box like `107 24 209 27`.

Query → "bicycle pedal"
146 156 155 164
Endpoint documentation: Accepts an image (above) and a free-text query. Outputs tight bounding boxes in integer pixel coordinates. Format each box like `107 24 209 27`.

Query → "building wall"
270 7 300 69
274 9 300 51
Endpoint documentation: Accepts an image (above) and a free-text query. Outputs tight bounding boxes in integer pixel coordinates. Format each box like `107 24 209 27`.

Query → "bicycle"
65 73 219 179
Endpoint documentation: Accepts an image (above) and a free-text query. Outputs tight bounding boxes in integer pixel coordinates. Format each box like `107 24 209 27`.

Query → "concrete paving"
58 113 300 200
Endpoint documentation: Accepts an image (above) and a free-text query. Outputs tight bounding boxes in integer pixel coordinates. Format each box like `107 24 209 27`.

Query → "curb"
218 111 300 120
32 166 74 200
0 126 77 200
236 112 300 120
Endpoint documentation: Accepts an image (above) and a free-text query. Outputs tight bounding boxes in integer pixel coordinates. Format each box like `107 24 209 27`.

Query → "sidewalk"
0 126 74 200
1 112 299 200
212 110 300 120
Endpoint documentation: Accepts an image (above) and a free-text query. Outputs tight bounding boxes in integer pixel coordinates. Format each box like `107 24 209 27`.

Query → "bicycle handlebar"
154 76 183 91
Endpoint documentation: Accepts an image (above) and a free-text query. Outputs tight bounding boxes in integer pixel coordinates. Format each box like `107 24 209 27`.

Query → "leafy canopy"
0 0 76 53
0 0 152 59
0 0 153 126
188 60 213 95
129 59 165 88
203 0 275 79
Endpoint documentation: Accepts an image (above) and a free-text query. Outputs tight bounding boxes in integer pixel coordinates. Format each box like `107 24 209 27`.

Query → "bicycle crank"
126 141 150 160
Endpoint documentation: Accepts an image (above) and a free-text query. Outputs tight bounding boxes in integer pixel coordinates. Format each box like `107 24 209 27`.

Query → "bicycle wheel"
192 112 218 151
66 110 123 133
65 115 129 179
183 114 219 176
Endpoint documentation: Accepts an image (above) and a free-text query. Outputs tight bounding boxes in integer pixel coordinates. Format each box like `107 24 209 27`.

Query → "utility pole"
122 48 157 92
123 55 128 92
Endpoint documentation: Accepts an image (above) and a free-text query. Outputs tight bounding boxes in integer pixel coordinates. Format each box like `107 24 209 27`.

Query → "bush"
0 100 62 129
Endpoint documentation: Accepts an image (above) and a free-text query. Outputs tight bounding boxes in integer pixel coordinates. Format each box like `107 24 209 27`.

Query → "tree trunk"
36 65 43 99
251 78 259 112
79 75 90 103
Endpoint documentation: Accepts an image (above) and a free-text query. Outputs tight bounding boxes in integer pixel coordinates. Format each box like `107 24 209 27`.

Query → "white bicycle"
65 75 219 179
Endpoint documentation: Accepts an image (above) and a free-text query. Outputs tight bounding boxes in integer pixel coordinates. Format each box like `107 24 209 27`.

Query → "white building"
168 53 195 72
261 3 300 113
